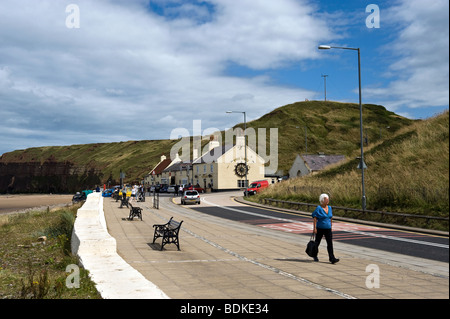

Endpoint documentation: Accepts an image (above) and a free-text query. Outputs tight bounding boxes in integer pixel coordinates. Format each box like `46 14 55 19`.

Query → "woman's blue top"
312 205 332 229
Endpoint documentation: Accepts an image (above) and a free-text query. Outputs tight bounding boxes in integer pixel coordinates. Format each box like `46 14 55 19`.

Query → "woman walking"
312 194 339 264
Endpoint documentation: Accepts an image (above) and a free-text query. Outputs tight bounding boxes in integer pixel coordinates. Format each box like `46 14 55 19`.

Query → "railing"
258 198 449 231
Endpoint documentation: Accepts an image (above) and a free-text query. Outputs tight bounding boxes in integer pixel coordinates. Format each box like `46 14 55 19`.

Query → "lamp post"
226 111 248 192
318 45 366 210
321 74 328 101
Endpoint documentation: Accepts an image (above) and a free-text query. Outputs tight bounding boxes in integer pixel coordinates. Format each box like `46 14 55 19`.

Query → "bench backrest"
168 219 183 230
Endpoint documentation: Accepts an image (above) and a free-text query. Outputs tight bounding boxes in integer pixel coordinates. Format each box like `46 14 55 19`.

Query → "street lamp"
319 45 367 210
226 111 248 192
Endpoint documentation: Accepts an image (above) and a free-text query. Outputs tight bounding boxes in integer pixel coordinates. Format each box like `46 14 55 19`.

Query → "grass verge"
0 205 101 299
251 111 449 231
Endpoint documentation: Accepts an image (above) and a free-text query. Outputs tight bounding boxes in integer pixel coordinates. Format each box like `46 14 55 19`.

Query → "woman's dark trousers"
315 228 336 261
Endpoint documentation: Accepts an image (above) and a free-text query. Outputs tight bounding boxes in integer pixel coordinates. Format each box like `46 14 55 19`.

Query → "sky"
0 0 448 156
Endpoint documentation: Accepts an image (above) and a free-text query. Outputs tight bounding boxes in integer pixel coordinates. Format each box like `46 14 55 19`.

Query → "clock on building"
234 163 248 177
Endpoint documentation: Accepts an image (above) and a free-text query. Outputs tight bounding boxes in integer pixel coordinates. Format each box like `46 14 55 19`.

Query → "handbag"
305 232 318 257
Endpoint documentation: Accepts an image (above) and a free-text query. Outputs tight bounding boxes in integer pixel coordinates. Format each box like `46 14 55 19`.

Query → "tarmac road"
186 193 449 263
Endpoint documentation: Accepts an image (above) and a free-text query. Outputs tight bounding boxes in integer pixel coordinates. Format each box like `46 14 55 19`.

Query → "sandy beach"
0 194 74 215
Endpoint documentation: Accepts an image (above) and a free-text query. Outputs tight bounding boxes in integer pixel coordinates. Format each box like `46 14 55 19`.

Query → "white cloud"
364 0 449 112
0 0 333 154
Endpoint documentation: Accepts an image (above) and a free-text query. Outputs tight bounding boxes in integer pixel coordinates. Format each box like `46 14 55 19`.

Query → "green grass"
0 206 101 299
252 110 449 230
234 100 413 174
1 139 179 187
1 101 413 185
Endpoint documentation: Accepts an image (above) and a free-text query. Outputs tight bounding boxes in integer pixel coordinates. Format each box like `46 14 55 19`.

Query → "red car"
186 185 205 193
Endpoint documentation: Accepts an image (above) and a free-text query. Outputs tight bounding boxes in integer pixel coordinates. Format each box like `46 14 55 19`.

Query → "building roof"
192 144 234 164
150 158 172 175
302 154 346 171
163 162 192 172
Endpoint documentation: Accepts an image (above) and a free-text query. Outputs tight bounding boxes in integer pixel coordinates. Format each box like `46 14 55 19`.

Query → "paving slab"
102 193 449 299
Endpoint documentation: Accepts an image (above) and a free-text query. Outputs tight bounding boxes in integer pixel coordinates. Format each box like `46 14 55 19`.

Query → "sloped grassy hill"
237 100 412 173
0 139 179 193
255 110 449 218
1 101 413 193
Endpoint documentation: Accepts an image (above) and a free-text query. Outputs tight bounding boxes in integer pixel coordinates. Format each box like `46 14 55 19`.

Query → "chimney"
161 155 166 162
193 148 198 161
208 135 220 151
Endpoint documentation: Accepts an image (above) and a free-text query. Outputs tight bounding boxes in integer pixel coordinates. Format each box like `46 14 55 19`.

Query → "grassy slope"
1 100 413 183
1 139 178 184
255 110 449 217
0 205 101 299
239 101 412 174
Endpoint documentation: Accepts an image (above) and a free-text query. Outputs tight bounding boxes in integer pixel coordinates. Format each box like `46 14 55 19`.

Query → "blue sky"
0 0 448 156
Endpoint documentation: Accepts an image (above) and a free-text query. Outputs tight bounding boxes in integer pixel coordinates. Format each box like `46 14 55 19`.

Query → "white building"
155 136 266 191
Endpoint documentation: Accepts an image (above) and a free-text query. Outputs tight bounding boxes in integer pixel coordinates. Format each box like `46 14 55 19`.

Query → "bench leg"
152 230 180 251
152 231 161 245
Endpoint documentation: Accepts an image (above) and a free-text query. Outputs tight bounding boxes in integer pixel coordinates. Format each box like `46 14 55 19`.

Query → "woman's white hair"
319 193 329 204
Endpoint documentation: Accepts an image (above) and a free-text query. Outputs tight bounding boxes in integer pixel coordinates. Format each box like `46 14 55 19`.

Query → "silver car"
181 190 200 205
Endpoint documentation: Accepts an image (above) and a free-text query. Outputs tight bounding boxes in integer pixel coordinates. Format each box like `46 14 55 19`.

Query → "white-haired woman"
312 194 339 264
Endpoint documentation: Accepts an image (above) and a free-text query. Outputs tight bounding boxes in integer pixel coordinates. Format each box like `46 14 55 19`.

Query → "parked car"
82 189 93 197
72 192 86 204
186 185 205 193
102 188 114 197
150 185 163 193
245 180 269 196
167 185 176 193
181 190 201 205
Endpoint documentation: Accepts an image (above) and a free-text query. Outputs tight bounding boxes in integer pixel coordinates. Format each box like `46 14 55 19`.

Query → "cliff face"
0 160 103 194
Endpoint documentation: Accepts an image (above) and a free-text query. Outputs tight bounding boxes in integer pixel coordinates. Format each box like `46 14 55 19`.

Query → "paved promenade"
103 192 448 299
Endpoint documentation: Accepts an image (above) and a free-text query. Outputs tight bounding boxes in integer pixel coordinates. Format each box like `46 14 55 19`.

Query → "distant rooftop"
302 154 346 171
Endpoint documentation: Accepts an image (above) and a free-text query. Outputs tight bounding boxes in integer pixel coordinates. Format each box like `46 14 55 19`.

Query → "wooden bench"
119 196 129 208
137 192 145 202
128 204 143 221
152 217 183 250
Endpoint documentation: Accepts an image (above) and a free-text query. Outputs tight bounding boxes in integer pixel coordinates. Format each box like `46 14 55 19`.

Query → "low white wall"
71 192 169 299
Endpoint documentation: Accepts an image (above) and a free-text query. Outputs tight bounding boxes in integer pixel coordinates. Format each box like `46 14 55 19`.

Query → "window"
237 180 248 188
211 164 214 173
204 165 207 173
